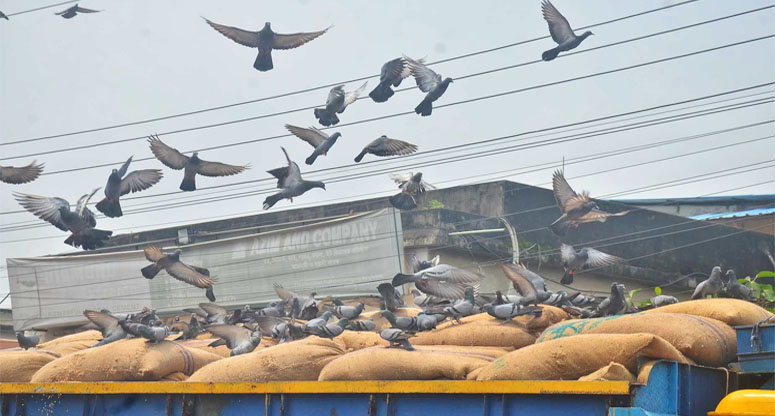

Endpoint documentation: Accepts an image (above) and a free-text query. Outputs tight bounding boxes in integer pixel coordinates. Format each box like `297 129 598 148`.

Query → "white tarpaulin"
7 209 404 330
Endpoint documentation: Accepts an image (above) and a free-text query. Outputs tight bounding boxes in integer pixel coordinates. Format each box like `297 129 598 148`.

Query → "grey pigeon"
347 319 376 331
252 316 304 343
118 319 146 338
691 266 724 299
650 295 679 308
0 10 8 20
0 161 43 184
148 135 248 192
285 124 341 165
15 188 112 250
206 324 261 356
500 263 545 305
369 57 419 103
494 290 524 305
411 254 440 273
541 1 593 61
273 283 301 307
550 170 630 236
197 303 232 326
380 310 418 331
84 310 127 346
377 283 405 312
355 135 418 163
443 286 476 323
410 289 448 309
263 147 326 210
388 172 435 210
308 319 348 339
485 303 542 321
560 244 622 285
406 57 453 116
380 328 415 351
16 332 39 350
299 292 319 321
204 19 329 71
172 314 201 341
55 4 100 19
137 324 169 344
392 264 482 300
253 303 286 318
302 311 333 333
326 303 364 320
314 82 367 126
724 269 752 300
141 246 216 302
95 156 162 218
416 313 438 331
596 283 628 316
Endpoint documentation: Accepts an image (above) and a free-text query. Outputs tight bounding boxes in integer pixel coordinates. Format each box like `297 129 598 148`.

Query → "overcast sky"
1 0 773 307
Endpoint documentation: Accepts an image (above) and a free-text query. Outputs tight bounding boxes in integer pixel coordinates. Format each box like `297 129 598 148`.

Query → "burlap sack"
187 337 345 382
334 331 388 351
36 330 102 348
578 362 635 382
0 350 60 382
476 333 690 381
360 308 423 331
40 339 99 356
538 312 736 367
411 315 535 349
430 306 568 332
31 338 222 382
644 298 772 326
319 345 509 381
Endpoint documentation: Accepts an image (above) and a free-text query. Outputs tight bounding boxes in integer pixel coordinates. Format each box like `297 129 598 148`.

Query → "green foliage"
756 271 775 279
426 200 445 209
654 286 662 296
626 288 642 308
739 271 775 311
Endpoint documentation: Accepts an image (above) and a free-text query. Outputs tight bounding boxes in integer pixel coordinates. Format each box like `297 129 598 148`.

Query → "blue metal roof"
690 207 775 221
615 194 775 206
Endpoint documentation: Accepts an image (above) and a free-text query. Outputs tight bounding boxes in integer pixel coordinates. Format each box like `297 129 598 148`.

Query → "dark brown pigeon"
142 246 216 301
95 156 162 218
355 135 417 162
541 0 593 61
550 170 630 236
0 161 43 184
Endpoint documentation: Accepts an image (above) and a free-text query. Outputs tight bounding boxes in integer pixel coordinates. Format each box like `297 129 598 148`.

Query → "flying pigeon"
540 0 593 61
485 303 542 321
406 57 453 116
560 244 622 284
369 57 421 103
95 156 162 218
204 19 329 71
691 266 724 300
273 284 317 318
379 310 418 331
377 282 405 312
314 82 367 126
148 135 247 192
411 254 440 273
55 4 100 19
263 147 325 210
443 286 476 323
596 282 628 316
14 188 112 250
499 263 544 305
285 125 341 165
392 264 482 300
550 170 630 236
0 10 8 20
84 310 127 346
206 324 261 356
380 328 415 351
141 246 216 301
306 319 348 339
723 269 752 300
346 319 376 331
0 161 43 184
355 135 418 163
650 295 679 308
16 332 39 350
252 316 304 343
171 314 201 341
388 172 435 210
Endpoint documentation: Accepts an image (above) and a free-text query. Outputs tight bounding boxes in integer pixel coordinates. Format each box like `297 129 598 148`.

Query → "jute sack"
430 306 569 332
0 350 60 382
40 339 99 356
411 315 535 349
360 308 423 331
537 312 736 367
578 362 635 382
31 338 222 382
644 298 772 326
187 337 345 382
334 330 388 351
319 345 509 381
476 333 691 381
36 330 102 348
178 339 232 358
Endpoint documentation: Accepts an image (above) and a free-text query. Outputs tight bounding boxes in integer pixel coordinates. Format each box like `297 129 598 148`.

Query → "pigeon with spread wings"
84 310 127 346
560 244 622 285
14 188 111 250
0 161 43 184
388 172 434 210
204 19 329 72
355 135 417 163
369 57 421 103
148 135 247 192
285 125 341 165
263 147 325 210
55 4 100 19
550 170 630 236
406 57 452 116
95 156 162 218
314 82 367 126
540 0 593 61
392 264 482 300
141 246 216 301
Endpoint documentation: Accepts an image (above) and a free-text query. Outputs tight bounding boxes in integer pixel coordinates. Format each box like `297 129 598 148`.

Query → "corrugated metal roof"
690 207 775 221
616 194 775 206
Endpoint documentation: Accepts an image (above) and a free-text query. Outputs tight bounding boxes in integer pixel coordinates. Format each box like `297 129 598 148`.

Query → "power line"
5 0 78 17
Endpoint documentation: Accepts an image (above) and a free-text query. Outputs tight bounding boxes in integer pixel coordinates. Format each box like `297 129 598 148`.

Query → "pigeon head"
111 168 119 174
724 269 737 283
412 172 423 182
310 181 326 190
443 77 454 85
583 201 598 211
336 319 349 328
190 152 200 162
581 31 594 38
263 22 271 29
330 132 342 141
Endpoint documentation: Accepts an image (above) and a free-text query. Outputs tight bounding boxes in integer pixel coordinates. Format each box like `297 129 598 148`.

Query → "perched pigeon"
596 283 628 316
263 147 325 210
494 290 525 305
285 125 341 165
346 319 376 331
307 319 348 339
377 282 405 312
560 244 622 284
393 264 481 300
148 135 247 192
410 289 448 309
369 57 420 103
540 1 593 61
0 10 8 20
249 303 286 318
84 310 127 346
14 189 112 250
252 316 304 343
273 284 316 318
355 135 418 163
16 332 39 350
416 313 439 331
485 304 542 321
0 161 43 184
95 156 162 218
650 295 679 308
302 311 334 333
118 319 145 338
406 57 453 116
206 324 261 356
172 314 201 341
379 310 417 331
380 328 415 351
137 324 169 344
724 269 752 300
141 246 216 301
550 170 630 236
411 254 440 273
55 4 100 19
691 266 724 300
326 303 364 320
204 19 329 71
388 172 435 210
443 286 476 323
314 82 367 126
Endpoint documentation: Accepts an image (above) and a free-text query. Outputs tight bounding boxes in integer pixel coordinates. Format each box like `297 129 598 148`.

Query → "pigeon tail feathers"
263 193 284 210
391 273 416 287
354 149 368 163
560 271 574 285
389 192 417 210
180 177 196 192
305 153 319 165
96 198 123 218
549 218 571 236
141 264 161 279
414 98 433 116
205 286 216 302
369 82 395 103
254 50 273 71
542 47 561 61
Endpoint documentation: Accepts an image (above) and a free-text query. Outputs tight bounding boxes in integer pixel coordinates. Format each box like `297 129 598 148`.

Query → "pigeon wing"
542 0 574 45
500 264 540 299
117 156 133 178
206 324 249 348
390 172 413 188
421 265 482 284
584 248 622 268
148 135 189 170
552 170 585 212
376 137 418 157
560 244 577 263
74 6 101 13
204 19 259 48
286 125 327 148
380 58 405 82
252 316 287 334
272 27 329 49
273 283 299 303
199 303 227 318
577 209 631 224
0 161 44 184
120 170 163 196
54 6 75 15
143 246 167 262
416 280 468 299
196 159 248 177
165 261 215 288
84 310 118 331
342 81 367 108
325 86 345 108
76 188 100 226
407 60 441 92
14 193 70 231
